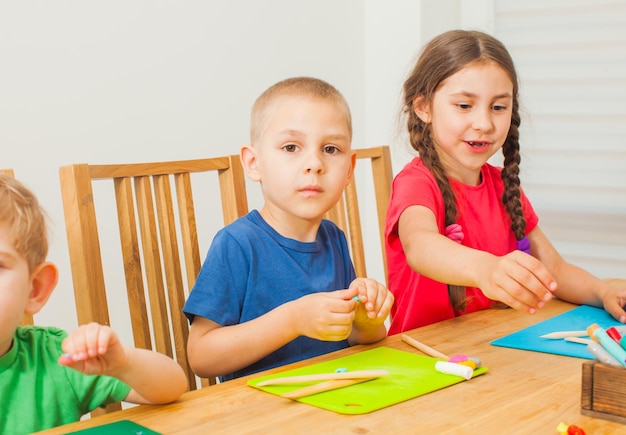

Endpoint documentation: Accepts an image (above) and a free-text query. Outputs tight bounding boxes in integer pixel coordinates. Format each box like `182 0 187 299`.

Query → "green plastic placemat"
248 346 487 414
65 420 161 435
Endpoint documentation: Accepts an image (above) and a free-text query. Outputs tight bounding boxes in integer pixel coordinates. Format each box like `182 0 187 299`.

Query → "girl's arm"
187 290 359 378
398 205 556 313
528 226 626 322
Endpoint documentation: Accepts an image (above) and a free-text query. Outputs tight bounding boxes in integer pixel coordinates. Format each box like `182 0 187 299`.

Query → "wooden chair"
325 146 393 284
0 168 35 327
59 156 248 396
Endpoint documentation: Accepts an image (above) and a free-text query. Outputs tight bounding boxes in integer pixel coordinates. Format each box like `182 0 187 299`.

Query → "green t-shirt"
0 326 131 435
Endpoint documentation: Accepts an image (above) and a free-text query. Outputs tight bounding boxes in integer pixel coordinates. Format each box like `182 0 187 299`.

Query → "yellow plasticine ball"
457 360 477 370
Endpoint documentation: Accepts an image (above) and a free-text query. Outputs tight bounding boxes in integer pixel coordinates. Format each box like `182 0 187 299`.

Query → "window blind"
493 0 626 277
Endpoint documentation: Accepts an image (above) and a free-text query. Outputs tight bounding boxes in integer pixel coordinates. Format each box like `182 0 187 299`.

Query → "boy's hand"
292 291 358 341
349 278 394 325
58 322 129 376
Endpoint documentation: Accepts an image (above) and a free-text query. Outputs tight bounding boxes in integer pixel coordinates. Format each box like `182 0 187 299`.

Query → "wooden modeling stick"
257 369 389 386
280 377 378 399
401 334 481 375
401 334 450 360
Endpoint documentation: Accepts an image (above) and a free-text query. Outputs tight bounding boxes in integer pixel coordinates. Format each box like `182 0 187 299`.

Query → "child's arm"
58 323 188 404
347 278 394 345
528 226 626 323
187 290 360 379
398 205 557 314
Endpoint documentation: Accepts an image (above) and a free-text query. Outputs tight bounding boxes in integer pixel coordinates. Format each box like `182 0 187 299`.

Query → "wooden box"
581 361 626 424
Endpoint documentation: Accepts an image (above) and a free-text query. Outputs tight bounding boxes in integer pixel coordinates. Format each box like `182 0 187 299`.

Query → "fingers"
483 252 556 314
61 322 114 362
349 278 394 319
603 293 626 324
605 303 626 324
511 254 557 310
295 293 356 341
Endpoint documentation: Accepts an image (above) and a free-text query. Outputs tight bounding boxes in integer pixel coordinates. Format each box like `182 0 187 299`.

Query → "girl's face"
416 61 514 185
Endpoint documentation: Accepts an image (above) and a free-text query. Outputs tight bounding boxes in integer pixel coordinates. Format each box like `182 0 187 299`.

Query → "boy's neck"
258 207 322 242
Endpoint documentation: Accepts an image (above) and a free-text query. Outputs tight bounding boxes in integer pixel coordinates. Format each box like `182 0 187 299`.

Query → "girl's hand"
601 278 626 323
478 250 557 314
59 322 129 376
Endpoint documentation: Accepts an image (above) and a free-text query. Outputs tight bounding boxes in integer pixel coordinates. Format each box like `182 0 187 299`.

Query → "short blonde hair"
0 174 48 271
250 76 352 144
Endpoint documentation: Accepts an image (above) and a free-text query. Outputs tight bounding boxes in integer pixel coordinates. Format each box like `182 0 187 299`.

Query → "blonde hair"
0 174 48 271
250 76 352 144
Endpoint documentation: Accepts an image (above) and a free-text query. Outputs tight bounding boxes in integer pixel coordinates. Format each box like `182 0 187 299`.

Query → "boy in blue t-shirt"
0 174 188 435
184 77 394 381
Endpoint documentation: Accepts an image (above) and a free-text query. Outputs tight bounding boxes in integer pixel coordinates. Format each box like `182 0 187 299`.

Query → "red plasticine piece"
606 326 622 343
567 425 585 435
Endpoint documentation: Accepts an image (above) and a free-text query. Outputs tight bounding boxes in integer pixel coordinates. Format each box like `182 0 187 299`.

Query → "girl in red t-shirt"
385 30 626 333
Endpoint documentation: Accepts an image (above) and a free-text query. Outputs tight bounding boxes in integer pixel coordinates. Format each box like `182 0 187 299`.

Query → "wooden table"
36 300 626 434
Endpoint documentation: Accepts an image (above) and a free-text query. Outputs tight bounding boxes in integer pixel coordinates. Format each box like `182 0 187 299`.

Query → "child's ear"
412 95 431 123
240 144 261 182
24 262 58 316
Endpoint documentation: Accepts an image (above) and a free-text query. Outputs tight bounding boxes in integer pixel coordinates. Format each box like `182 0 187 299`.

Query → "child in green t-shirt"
0 174 187 435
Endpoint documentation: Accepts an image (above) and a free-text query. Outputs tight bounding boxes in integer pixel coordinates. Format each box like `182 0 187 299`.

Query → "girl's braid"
408 112 467 311
500 100 526 241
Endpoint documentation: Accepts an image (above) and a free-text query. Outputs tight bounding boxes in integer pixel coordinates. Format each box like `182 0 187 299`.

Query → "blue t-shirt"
183 210 356 381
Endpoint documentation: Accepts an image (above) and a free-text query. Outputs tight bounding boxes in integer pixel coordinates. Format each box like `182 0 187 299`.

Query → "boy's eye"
322 145 340 154
282 144 298 152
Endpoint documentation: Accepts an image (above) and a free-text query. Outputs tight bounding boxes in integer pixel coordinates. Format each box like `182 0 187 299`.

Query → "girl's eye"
282 144 298 152
492 104 508 112
456 103 471 110
323 145 339 155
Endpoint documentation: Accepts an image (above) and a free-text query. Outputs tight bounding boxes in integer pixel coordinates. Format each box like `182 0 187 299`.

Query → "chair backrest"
0 168 35 327
59 156 248 392
325 146 393 284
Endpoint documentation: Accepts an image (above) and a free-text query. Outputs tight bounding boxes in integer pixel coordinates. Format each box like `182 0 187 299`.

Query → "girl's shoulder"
395 157 436 182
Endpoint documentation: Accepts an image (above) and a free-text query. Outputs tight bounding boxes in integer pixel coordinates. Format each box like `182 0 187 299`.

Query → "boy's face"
0 222 33 356
249 94 355 230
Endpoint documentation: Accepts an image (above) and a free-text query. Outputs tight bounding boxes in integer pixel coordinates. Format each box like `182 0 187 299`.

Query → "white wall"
1 0 369 332
6 1 622 341
2 0 465 334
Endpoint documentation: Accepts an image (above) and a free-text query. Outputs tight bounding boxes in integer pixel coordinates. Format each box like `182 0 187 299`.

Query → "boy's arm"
59 323 187 405
187 290 360 379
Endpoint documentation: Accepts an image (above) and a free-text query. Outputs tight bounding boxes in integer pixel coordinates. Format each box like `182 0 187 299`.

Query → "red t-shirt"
385 158 539 334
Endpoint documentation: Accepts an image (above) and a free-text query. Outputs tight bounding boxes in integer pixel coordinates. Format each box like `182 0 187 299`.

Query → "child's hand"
58 322 129 376
292 291 358 341
600 278 626 323
478 251 556 314
349 278 394 324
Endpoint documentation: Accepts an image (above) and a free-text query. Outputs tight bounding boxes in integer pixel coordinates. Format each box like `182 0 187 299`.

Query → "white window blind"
494 0 626 277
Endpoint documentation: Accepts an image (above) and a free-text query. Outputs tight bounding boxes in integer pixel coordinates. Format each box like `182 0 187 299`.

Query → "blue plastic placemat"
491 305 622 359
